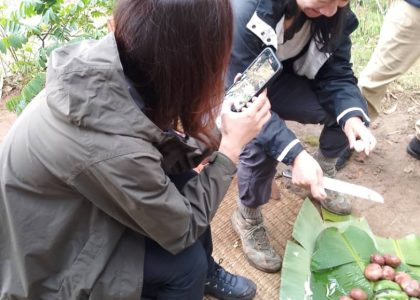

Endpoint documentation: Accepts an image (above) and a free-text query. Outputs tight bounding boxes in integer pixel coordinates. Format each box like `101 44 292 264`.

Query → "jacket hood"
45 33 165 143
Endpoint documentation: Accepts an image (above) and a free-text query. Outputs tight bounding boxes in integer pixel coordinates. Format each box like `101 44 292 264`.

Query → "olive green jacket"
0 34 236 300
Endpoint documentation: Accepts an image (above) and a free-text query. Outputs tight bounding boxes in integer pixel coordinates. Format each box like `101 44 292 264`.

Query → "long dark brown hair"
284 0 347 52
114 0 233 148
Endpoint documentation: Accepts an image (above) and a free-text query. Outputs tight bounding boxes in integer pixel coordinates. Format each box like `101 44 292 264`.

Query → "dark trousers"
238 72 349 207
268 72 348 156
141 172 216 300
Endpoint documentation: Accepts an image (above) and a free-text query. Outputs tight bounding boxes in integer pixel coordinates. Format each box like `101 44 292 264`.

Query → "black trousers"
268 72 348 157
141 172 216 300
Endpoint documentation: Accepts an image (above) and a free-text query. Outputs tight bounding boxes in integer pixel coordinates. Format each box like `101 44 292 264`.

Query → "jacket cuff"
276 139 304 165
208 152 237 175
336 107 370 128
254 112 305 165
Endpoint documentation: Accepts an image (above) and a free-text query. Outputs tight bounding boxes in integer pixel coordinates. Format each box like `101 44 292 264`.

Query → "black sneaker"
204 263 257 300
407 137 420 160
335 147 352 171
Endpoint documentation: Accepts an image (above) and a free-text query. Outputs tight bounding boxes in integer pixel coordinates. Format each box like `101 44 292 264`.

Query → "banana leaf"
279 199 420 300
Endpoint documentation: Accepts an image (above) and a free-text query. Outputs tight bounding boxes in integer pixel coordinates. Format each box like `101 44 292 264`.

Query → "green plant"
279 199 420 300
5 72 45 114
0 0 114 113
351 0 389 77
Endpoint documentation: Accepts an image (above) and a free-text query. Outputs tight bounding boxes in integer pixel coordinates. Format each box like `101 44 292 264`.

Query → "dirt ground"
281 89 420 239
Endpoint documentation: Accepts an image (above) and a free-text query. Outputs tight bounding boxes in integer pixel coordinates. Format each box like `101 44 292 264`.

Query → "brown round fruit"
394 272 411 285
401 279 420 297
370 253 385 266
382 265 396 280
349 288 368 300
383 253 401 267
364 263 383 281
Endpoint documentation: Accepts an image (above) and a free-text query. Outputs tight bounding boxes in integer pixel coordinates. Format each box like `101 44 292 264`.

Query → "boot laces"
212 259 236 287
244 223 271 251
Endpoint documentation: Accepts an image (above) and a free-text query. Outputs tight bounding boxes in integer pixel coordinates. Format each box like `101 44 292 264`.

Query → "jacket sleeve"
313 9 370 128
254 112 304 165
69 150 236 255
227 0 304 164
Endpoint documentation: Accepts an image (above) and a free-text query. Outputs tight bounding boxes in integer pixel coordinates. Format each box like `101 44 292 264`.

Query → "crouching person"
0 0 272 299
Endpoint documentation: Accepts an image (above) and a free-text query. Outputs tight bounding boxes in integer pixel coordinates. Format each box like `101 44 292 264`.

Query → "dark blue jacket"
406 0 420 8
227 0 370 164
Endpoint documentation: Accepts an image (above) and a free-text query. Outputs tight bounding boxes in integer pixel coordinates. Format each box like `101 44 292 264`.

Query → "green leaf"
91 10 102 18
311 228 356 271
292 199 325 253
279 199 420 300
42 7 57 23
376 235 420 265
4 20 22 34
396 234 420 266
5 95 23 113
311 262 373 299
7 34 27 49
311 226 376 271
280 241 312 300
0 39 6 54
27 25 43 36
7 73 45 114
20 72 46 102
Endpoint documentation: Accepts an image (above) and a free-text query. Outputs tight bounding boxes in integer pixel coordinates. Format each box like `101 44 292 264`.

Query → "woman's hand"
292 150 327 200
344 117 377 156
218 89 271 163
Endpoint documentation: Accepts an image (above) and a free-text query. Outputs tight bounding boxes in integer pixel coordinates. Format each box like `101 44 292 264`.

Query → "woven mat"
205 176 310 300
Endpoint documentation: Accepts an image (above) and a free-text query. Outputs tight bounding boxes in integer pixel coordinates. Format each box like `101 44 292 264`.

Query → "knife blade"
282 169 384 203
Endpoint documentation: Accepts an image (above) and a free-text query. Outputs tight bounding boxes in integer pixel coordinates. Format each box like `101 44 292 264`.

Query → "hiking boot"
335 147 352 171
313 148 352 215
407 137 420 160
231 209 281 273
321 190 352 215
204 262 257 300
313 148 338 178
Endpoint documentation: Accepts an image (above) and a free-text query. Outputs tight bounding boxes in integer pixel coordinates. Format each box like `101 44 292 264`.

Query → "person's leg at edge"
358 0 420 119
203 229 257 300
142 171 207 300
268 72 352 215
142 233 208 300
143 171 257 300
233 140 282 273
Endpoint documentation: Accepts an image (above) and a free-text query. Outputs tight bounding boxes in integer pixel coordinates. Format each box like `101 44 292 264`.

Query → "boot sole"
320 203 351 216
231 213 281 273
205 288 257 300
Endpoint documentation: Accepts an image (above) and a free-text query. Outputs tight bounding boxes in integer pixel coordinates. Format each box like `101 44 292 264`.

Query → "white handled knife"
282 169 384 203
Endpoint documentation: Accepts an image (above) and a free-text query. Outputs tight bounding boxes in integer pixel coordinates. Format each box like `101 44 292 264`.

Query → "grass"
351 0 420 90
351 0 388 77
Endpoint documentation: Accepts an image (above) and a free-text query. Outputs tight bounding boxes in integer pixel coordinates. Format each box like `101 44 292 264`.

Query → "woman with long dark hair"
228 0 377 273
0 0 271 299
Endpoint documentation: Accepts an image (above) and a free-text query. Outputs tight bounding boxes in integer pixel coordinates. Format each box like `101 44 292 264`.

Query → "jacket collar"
247 0 288 49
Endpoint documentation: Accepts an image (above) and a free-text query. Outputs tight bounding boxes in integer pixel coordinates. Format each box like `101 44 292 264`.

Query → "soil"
278 89 420 239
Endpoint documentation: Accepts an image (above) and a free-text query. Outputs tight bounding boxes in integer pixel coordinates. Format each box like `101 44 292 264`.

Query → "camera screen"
225 50 278 111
